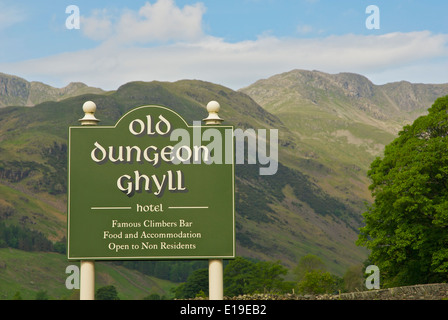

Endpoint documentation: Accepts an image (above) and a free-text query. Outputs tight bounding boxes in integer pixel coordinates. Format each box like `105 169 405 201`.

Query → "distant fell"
0 76 366 275
241 69 448 132
240 69 448 209
0 72 104 107
2 69 447 284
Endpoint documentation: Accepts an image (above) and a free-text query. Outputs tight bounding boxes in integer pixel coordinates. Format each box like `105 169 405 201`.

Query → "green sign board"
67 105 235 260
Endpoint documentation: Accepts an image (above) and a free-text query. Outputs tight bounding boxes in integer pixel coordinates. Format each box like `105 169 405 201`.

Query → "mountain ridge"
240 69 448 208
241 69 448 126
0 72 105 107
0 69 447 299
0 75 367 276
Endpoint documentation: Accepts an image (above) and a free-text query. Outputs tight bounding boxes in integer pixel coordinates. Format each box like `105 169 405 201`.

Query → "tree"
95 285 120 300
224 257 256 296
357 96 448 286
252 260 288 293
297 270 335 295
294 254 341 294
224 257 289 296
54 237 66 254
173 268 208 299
143 293 161 300
343 265 364 292
293 254 326 282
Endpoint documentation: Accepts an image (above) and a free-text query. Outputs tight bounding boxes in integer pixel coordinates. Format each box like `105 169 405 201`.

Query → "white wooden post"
80 260 95 300
203 101 224 300
208 259 224 300
78 101 100 300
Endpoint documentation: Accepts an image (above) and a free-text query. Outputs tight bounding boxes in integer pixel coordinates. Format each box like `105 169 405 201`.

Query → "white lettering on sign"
116 170 186 197
88 111 279 201
129 115 172 136
89 113 216 197
91 142 208 166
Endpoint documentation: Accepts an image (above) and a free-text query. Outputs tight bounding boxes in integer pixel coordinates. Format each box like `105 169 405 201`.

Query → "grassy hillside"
0 78 367 278
240 69 448 208
0 248 177 300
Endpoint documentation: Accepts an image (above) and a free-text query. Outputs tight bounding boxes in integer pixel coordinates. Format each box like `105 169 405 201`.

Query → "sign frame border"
67 105 236 261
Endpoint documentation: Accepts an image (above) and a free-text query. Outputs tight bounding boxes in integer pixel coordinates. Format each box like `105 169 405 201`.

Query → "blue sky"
0 0 447 90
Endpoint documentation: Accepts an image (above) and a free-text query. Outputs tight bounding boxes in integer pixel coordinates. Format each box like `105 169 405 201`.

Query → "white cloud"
0 2 26 30
296 24 314 35
81 9 114 41
1 0 447 92
82 0 206 45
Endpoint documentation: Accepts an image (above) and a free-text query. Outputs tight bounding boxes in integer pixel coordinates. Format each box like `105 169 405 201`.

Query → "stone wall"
224 283 448 300
332 283 448 300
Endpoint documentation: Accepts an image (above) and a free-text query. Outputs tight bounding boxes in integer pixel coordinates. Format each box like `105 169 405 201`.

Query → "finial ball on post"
79 101 100 125
203 101 223 125
83 101 97 113
207 101 220 113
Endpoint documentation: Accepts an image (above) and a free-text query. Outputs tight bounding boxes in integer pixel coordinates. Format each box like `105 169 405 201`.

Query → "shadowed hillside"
0 77 368 277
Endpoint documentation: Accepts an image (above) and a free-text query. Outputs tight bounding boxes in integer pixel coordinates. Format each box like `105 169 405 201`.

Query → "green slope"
0 248 177 300
0 183 65 242
0 77 370 280
240 69 448 206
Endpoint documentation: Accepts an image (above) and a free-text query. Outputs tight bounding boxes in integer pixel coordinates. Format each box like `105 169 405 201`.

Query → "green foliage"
223 257 256 296
118 260 207 283
0 145 67 195
12 291 22 300
224 257 289 296
343 265 364 292
297 270 336 295
143 293 164 300
357 96 448 286
294 254 343 294
293 254 326 282
172 257 289 299
195 290 207 299
40 142 67 195
0 222 54 252
95 285 120 300
53 237 66 254
35 290 50 300
0 161 41 183
173 268 209 299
